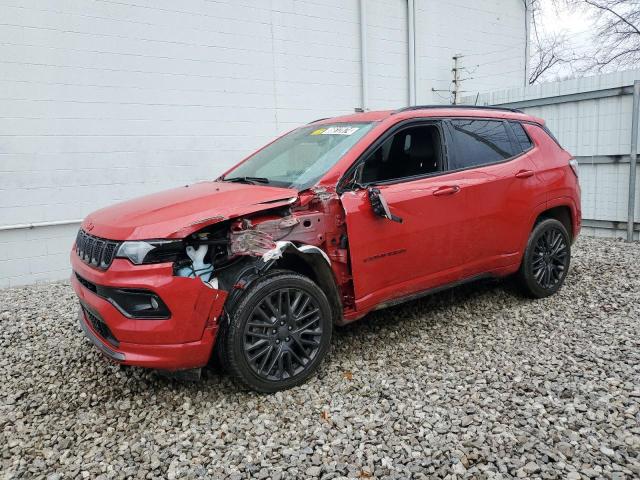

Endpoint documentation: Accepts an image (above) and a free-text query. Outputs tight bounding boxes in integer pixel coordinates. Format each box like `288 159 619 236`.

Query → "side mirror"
367 187 403 223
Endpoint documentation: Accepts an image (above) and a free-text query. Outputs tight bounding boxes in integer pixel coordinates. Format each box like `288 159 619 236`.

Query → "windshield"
221 122 374 190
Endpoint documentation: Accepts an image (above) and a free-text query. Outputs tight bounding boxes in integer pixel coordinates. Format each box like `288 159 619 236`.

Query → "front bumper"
71 251 227 371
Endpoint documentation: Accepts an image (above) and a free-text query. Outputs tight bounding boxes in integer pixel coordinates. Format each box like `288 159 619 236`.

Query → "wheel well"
274 253 343 325
536 206 573 239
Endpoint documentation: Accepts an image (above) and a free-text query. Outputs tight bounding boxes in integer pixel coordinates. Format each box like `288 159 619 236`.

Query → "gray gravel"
1 236 639 479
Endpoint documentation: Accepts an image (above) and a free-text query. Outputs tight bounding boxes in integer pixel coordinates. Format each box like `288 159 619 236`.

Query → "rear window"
510 122 533 152
447 119 516 170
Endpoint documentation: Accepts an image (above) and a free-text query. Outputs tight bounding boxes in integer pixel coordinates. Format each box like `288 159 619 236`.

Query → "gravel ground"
1 236 639 479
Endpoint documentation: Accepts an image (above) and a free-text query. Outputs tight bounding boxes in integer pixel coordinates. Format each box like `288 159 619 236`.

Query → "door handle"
433 185 460 196
515 169 534 179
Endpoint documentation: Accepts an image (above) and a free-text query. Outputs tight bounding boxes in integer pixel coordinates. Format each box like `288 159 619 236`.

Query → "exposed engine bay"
173 188 354 322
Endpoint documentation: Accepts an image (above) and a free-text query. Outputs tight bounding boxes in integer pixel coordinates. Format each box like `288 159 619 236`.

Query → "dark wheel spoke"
295 317 320 334
248 331 272 341
257 345 274 373
300 337 320 347
249 344 271 362
264 296 279 317
278 289 285 317
277 351 286 379
254 305 273 323
247 320 271 329
264 345 282 376
288 346 306 366
284 351 295 378
290 334 309 356
296 308 319 323
295 296 311 317
290 290 303 314
246 339 268 351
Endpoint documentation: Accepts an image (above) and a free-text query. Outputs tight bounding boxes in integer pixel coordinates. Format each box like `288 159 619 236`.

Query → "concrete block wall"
0 0 527 287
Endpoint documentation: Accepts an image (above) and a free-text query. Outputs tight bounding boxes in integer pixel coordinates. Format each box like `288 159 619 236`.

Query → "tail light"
569 157 579 177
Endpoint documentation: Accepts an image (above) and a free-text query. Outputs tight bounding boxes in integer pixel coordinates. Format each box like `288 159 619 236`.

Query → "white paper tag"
321 126 359 135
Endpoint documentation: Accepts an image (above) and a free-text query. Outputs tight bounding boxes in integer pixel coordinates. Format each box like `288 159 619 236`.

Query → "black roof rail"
307 117 329 124
394 104 523 114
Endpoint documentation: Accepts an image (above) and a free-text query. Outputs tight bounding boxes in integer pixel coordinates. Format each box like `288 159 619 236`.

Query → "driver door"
340 122 473 312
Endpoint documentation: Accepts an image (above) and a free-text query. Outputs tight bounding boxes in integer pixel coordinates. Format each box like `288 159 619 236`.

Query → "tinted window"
448 119 516 170
511 122 533 151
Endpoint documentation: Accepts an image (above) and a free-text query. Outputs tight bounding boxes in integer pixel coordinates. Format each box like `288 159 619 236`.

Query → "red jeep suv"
71 106 581 391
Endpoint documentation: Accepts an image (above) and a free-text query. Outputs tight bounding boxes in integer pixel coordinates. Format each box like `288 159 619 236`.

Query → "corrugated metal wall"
465 70 640 241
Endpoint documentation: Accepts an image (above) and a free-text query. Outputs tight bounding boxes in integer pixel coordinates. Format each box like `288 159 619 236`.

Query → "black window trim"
337 116 541 193
337 119 449 192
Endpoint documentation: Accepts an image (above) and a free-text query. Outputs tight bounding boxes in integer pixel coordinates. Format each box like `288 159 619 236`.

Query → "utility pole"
452 54 461 105
431 53 474 105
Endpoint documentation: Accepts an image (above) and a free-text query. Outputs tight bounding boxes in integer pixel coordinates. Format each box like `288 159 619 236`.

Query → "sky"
535 0 595 80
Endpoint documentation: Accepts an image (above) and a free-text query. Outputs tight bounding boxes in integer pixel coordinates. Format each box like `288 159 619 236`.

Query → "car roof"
313 105 544 126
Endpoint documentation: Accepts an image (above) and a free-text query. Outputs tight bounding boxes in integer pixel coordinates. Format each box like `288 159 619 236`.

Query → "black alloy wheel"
218 271 332 392
518 218 571 298
243 287 323 381
531 226 568 289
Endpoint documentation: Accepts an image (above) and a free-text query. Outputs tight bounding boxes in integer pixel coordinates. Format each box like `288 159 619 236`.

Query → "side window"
448 119 516 170
510 122 533 152
360 125 443 184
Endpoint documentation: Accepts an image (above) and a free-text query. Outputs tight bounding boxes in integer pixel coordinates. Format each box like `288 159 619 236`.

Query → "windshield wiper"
221 176 270 185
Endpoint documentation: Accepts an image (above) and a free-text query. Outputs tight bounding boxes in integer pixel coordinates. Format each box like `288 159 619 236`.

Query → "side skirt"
370 273 496 313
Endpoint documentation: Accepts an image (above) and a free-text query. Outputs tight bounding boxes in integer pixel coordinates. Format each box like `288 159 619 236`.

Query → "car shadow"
138 277 523 396
337 277 514 336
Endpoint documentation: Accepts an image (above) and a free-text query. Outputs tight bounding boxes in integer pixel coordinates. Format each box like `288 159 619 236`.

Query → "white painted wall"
0 0 527 287
415 0 528 103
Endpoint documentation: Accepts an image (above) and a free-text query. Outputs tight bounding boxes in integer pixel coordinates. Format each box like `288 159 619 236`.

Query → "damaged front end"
169 187 353 325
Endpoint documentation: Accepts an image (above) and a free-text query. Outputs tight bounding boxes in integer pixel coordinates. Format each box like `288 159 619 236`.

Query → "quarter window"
448 119 516 170
510 122 533 152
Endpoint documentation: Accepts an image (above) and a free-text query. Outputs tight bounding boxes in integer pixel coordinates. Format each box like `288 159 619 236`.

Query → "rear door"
444 119 545 275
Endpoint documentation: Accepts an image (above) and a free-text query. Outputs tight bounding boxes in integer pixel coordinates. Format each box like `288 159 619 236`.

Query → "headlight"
116 240 183 265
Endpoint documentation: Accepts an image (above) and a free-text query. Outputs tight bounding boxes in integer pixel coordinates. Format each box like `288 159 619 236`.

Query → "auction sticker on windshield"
320 126 360 135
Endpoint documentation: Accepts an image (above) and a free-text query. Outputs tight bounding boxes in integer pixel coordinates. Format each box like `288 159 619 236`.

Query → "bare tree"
527 0 576 84
581 0 640 70
527 0 639 83
529 31 573 84
556 0 640 72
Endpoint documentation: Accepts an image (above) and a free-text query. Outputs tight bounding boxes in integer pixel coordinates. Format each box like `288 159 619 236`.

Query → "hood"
83 181 299 240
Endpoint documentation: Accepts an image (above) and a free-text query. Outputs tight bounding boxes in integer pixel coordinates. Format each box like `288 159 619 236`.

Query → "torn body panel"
174 186 355 325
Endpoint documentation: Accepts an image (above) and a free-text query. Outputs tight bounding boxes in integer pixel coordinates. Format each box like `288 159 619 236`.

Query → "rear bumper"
71 250 228 371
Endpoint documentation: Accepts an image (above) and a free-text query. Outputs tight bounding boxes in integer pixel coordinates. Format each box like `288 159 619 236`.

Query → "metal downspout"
627 80 640 241
0 219 83 232
524 0 531 86
359 0 368 111
407 0 416 105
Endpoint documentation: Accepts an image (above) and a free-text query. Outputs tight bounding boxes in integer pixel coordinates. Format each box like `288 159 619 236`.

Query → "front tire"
218 271 332 392
518 218 571 298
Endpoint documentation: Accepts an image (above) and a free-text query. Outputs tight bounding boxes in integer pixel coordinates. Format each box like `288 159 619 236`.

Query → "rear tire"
518 218 571 298
218 271 332 392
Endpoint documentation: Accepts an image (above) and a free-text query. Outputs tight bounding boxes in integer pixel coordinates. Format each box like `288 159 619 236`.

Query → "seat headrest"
407 132 434 159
